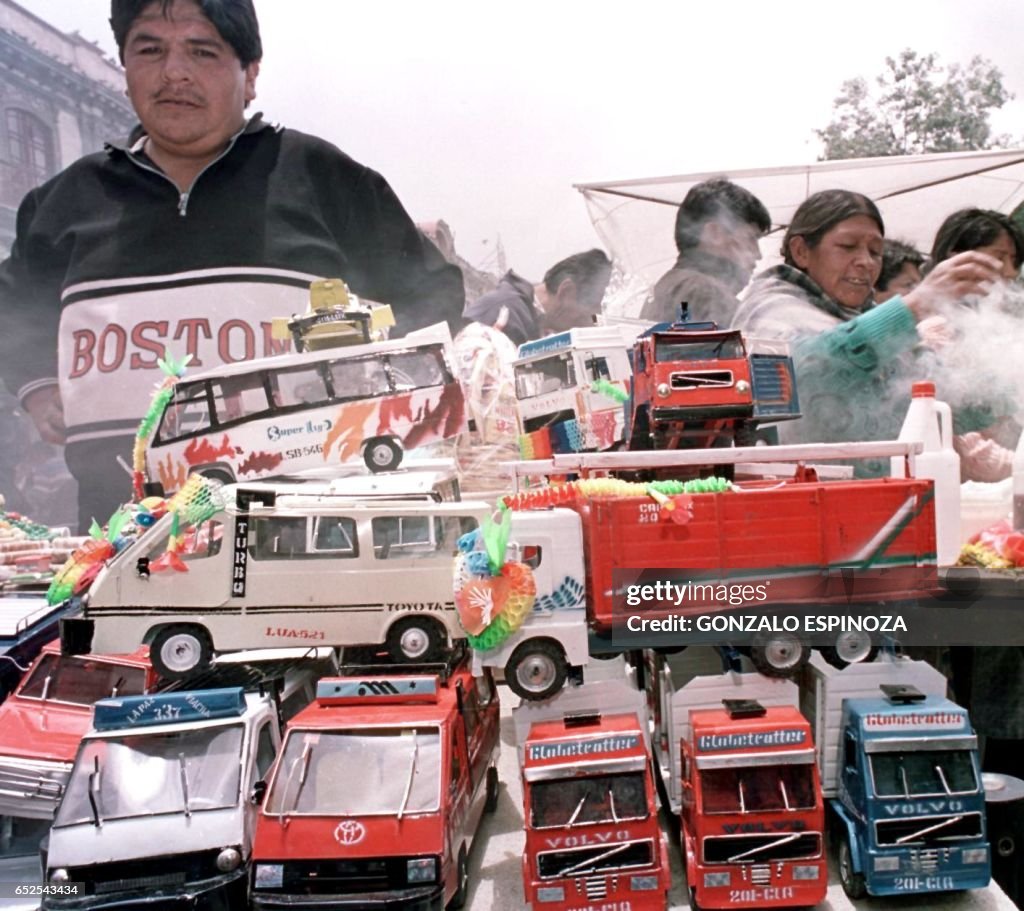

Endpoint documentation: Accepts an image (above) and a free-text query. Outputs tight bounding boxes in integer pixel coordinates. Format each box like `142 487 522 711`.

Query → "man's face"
124 0 258 165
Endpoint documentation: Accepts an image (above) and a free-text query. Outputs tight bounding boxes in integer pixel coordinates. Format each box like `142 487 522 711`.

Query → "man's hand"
22 385 66 445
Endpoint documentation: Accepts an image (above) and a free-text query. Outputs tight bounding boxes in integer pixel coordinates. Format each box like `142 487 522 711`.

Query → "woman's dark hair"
876 239 925 293
110 0 262 66
930 208 1024 268
781 190 885 269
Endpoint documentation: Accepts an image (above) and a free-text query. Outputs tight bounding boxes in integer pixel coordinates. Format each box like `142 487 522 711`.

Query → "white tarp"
577 148 1024 289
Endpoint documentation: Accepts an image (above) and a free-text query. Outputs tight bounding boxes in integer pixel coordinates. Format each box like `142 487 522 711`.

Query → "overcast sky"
17 0 1024 278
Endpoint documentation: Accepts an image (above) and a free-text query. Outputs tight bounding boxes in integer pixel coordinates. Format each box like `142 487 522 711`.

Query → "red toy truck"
644 654 826 910
250 656 500 910
627 322 799 450
0 641 155 820
512 679 670 910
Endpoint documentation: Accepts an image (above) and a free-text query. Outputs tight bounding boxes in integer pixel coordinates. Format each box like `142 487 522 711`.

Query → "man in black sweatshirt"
0 0 464 528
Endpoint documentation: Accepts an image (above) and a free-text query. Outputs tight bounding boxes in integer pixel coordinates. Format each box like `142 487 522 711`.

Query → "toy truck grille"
267 858 411 893
874 813 983 846
537 838 654 879
701 833 821 865
61 850 222 896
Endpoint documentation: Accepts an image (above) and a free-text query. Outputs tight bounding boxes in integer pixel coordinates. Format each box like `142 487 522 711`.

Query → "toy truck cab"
628 323 798 450
43 686 284 910
514 325 639 458
251 661 500 910
681 701 826 910
513 679 669 910
834 687 990 898
0 642 155 820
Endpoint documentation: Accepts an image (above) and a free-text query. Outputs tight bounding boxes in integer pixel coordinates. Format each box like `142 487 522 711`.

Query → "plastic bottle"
1014 428 1024 531
890 381 962 565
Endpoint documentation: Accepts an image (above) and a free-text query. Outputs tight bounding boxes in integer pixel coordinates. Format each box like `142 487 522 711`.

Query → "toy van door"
461 673 499 795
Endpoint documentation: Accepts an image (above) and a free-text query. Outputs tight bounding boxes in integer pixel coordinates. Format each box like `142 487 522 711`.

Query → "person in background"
731 189 1003 475
640 178 771 326
461 249 612 346
925 208 1024 482
875 238 925 299
0 0 463 530
454 249 612 498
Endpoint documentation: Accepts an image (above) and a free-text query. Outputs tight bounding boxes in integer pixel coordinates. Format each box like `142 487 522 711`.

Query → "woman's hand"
903 250 1002 320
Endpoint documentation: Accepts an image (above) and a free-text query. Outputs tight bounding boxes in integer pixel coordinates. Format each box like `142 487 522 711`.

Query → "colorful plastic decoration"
149 474 225 574
453 513 537 651
46 508 134 605
591 377 630 404
133 352 191 499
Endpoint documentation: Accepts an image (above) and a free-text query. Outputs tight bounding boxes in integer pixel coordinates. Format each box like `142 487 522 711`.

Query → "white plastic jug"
890 381 962 565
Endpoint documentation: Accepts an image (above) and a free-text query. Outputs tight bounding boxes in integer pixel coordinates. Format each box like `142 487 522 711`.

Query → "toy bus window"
372 515 430 558
583 355 610 382
389 348 447 389
181 519 223 559
514 353 577 400
254 723 277 780
870 751 977 798
19 654 147 705
211 373 272 424
250 516 308 559
655 337 745 362
329 357 388 400
843 732 857 770
273 365 330 408
155 381 211 443
312 516 358 557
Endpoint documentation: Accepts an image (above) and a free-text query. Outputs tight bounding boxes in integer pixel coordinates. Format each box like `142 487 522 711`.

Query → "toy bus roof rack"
316 674 440 706
880 683 928 704
337 642 468 684
94 687 247 731
723 698 767 719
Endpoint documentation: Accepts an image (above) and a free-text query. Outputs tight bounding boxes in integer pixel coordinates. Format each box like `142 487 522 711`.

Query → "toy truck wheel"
448 846 468 909
750 632 809 678
838 835 867 899
505 639 568 701
484 765 499 813
197 467 234 486
821 630 878 668
386 616 445 663
150 624 212 679
364 437 402 473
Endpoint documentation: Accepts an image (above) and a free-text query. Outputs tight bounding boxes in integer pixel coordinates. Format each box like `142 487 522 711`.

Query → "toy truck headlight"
630 875 659 891
873 855 900 872
656 383 671 398
216 847 242 873
703 871 730 887
735 379 750 394
253 864 284 889
962 847 988 864
406 857 438 884
793 865 820 880
49 868 70 883
536 886 566 902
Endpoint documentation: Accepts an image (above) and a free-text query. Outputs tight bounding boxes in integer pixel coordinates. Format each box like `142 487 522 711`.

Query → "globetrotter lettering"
527 735 640 761
863 712 965 731
68 319 287 378
696 729 806 751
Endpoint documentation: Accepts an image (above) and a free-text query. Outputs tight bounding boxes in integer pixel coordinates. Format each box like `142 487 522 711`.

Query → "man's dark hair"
781 189 884 268
876 239 925 293
110 0 262 66
930 208 1024 269
674 178 771 253
543 249 612 312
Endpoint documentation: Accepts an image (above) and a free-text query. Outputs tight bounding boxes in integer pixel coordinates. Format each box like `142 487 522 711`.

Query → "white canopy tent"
576 148 1024 290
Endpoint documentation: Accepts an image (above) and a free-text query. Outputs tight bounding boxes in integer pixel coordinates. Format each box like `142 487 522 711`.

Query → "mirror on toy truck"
59 480 487 679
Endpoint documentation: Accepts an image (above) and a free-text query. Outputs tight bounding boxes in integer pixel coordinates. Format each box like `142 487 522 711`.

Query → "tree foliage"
817 49 1013 160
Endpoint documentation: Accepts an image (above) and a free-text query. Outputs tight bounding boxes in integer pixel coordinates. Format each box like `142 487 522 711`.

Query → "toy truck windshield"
701 762 817 814
265 727 441 816
514 353 575 400
54 724 243 826
17 653 148 705
869 748 978 799
653 335 746 362
530 771 648 829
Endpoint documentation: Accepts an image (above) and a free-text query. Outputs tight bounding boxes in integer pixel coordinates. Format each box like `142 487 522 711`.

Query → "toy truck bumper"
43 868 248 911
861 849 991 897
59 614 93 656
251 885 444 911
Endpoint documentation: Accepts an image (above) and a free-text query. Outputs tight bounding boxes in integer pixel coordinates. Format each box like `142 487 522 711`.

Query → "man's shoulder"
643 264 735 323
269 124 371 177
